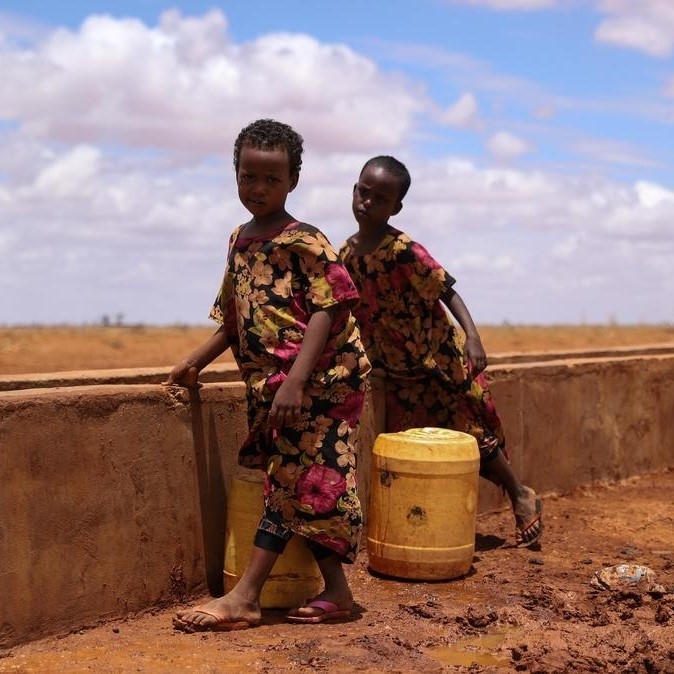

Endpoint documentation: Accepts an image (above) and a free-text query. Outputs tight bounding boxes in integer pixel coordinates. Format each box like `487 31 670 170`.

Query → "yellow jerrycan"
224 468 322 608
367 427 480 580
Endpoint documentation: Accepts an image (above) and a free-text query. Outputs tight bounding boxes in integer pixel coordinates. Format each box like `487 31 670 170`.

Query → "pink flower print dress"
340 224 505 466
210 221 371 562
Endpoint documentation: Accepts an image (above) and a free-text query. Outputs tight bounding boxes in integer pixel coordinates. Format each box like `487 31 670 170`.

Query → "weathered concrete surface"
1 348 673 648
3 343 672 392
487 353 674 494
0 383 248 648
0 364 242 392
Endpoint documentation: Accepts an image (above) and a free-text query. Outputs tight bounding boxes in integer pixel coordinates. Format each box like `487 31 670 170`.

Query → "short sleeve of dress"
208 277 228 325
207 229 238 334
397 237 456 303
288 226 360 312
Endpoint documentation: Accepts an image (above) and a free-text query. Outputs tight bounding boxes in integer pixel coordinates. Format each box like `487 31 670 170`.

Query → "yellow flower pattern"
340 224 505 461
209 221 371 562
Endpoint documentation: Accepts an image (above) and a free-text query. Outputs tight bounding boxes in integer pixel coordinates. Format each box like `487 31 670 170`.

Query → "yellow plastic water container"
224 468 322 608
367 427 480 580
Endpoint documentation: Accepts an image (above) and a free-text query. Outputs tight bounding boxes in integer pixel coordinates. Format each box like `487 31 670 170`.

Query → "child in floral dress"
165 119 371 631
339 155 542 549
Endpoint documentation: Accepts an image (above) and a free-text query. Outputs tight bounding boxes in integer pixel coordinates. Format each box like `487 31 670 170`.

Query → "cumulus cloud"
449 0 674 59
486 131 533 160
1 8 673 325
440 92 480 128
32 145 101 198
405 157 674 242
0 9 423 154
594 0 674 57
552 235 581 259
635 180 674 207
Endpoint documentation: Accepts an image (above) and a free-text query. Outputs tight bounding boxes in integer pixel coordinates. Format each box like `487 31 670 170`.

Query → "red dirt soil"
1 471 672 673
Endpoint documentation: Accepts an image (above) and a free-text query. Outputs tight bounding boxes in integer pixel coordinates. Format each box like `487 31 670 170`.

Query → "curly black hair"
233 119 304 176
360 155 411 201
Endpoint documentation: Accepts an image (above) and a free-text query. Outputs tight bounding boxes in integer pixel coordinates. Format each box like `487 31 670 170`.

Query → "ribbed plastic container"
224 468 322 608
367 427 480 580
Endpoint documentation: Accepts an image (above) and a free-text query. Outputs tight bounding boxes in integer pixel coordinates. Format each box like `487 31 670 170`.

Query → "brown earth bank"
1 471 672 673
1 324 674 375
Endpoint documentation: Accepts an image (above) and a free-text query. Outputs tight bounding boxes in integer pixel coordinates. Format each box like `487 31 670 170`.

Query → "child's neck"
243 211 294 237
351 222 389 255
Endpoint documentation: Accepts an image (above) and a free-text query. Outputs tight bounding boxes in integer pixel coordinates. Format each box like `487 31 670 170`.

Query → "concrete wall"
1 347 673 647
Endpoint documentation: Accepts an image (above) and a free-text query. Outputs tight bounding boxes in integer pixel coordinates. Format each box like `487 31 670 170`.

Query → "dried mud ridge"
375 579 673 673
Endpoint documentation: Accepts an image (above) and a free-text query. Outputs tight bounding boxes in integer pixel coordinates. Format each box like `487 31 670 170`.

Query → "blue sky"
1 0 673 326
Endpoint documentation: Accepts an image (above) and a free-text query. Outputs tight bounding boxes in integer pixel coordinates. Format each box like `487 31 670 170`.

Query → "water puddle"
426 629 516 668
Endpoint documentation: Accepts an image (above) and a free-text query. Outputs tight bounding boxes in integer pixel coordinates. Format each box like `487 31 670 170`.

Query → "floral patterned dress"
339 225 505 464
210 221 371 562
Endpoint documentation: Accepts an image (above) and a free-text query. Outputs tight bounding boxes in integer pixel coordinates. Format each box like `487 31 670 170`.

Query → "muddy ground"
1 471 672 673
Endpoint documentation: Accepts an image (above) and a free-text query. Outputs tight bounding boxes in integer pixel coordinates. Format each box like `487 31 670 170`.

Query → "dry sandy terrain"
1 324 673 375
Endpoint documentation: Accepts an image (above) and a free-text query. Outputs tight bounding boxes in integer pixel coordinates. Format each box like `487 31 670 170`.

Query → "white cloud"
403 157 674 243
594 0 674 57
486 131 532 160
448 0 674 59
552 235 581 259
32 144 101 198
635 180 674 208
597 182 674 238
440 92 479 128
0 10 424 154
451 252 521 273
0 228 10 255
1 9 673 325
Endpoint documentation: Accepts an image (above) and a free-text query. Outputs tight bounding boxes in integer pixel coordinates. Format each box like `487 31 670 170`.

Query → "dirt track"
2 471 672 673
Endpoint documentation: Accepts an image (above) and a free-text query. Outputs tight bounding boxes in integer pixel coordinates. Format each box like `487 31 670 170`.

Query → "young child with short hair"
339 155 542 548
166 119 371 631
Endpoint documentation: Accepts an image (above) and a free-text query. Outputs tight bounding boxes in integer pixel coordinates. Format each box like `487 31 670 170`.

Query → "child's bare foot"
173 592 261 632
514 486 543 548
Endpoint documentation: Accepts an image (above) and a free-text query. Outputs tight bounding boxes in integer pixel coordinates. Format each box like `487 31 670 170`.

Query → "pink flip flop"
285 599 352 624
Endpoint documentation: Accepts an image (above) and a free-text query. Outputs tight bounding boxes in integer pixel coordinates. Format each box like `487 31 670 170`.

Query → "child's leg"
285 542 354 621
480 449 543 547
174 529 288 630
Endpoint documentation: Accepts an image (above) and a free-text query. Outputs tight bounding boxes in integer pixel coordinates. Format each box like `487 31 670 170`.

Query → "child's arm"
268 307 336 428
440 288 488 376
163 325 230 389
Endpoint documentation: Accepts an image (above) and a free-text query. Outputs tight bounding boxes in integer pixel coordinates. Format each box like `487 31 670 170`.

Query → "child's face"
236 144 298 220
352 164 402 229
